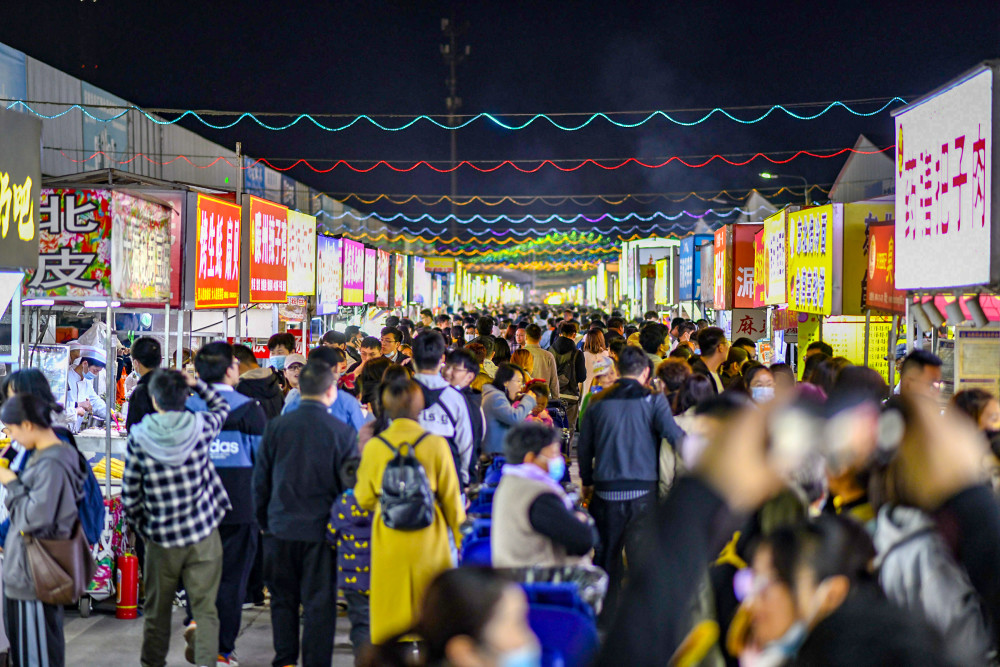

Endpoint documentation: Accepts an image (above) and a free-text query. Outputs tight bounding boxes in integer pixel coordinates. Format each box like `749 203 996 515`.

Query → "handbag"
22 521 96 606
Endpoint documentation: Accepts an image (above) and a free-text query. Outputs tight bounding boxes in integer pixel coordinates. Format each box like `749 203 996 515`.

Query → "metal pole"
104 301 113 498
163 303 170 368
863 308 871 368
888 313 898 390
235 142 243 343
176 306 183 369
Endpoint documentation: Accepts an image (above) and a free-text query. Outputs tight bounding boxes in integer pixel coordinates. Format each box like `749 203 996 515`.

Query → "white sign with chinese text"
894 67 994 289
731 308 767 340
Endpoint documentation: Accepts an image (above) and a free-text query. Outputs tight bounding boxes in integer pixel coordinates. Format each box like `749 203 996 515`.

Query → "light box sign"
376 248 390 307
654 258 669 305
762 210 788 305
110 192 172 303
193 194 241 309
894 64 996 289
412 256 428 305
425 257 456 273
864 221 906 314
713 226 732 309
316 235 342 315
364 247 377 303
679 234 713 301
393 254 408 307
733 224 762 309
26 190 112 298
842 202 895 315
753 228 766 308
787 205 841 316
0 108 41 270
286 210 316 296
341 238 365 305
244 196 288 304
700 243 715 309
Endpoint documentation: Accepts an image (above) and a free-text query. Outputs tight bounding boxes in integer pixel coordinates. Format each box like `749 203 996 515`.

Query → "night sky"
2 1 999 242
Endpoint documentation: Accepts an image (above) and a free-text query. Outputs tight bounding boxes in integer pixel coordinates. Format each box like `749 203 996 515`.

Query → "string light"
344 229 683 246
55 146 891 173
338 222 705 242
318 206 771 225
7 96 906 131
463 247 620 261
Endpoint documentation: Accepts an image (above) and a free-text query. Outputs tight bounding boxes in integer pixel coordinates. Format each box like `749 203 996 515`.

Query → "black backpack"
377 434 435 531
553 347 579 396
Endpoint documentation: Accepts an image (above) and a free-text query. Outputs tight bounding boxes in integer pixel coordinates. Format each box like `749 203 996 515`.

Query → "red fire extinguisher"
116 553 139 619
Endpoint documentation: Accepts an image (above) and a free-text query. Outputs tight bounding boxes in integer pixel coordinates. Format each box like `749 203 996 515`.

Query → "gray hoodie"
130 411 203 466
873 504 993 666
3 444 87 600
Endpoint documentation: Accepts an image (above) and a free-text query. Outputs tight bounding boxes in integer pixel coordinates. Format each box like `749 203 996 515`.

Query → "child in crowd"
328 459 372 665
519 381 554 427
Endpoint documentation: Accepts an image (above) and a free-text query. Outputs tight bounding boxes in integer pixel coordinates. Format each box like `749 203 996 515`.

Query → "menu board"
376 248 390 307
341 238 365 306
787 205 839 315
315 235 342 315
364 247 377 303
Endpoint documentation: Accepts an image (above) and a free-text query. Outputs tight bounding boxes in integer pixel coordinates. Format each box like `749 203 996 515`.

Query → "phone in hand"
0 444 19 468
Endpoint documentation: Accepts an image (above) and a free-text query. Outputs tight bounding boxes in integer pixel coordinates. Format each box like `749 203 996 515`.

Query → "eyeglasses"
381 337 399 344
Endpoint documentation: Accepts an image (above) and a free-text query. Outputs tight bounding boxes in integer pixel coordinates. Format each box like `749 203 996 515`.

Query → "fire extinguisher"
116 553 139 619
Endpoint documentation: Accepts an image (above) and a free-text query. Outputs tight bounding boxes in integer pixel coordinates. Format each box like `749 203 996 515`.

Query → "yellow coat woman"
355 411 466 644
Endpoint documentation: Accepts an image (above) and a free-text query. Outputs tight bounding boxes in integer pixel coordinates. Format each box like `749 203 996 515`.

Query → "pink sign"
341 238 365 305
364 247 377 303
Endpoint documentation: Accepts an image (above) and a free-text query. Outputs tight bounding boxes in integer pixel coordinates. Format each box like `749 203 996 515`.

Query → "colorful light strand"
337 223 704 243
319 206 770 226
8 97 906 131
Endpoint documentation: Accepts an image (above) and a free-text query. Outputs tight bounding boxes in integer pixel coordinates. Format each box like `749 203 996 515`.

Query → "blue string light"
315 206 772 226
3 97 906 132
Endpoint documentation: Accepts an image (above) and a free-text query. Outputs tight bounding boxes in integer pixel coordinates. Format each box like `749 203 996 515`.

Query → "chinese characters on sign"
713 226 732 309
393 254 408 307
26 190 112 297
110 192 172 302
894 67 994 289
762 210 788 305
864 221 906 315
286 210 316 296
364 247 377 303
0 107 42 270
247 197 288 303
732 224 762 309
376 248 390 307
732 309 766 339
787 205 837 315
194 194 241 309
315 235 342 316
341 238 365 306
753 229 766 308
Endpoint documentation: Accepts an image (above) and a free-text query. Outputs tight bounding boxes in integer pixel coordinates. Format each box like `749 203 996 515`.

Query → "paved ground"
64 601 357 666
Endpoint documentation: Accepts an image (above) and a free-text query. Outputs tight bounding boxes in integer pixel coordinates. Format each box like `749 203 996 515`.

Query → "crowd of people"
0 304 998 666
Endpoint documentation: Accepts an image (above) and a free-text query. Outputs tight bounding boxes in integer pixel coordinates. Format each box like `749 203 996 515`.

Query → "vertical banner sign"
654 258 669 305
679 234 713 301
0 107 41 270
246 196 288 303
733 224 762 308
194 194 241 309
315 235 342 315
713 226 732 309
280 175 296 209
0 44 27 102
364 248 377 303
787 205 837 316
412 256 428 305
842 202 895 315
81 82 129 169
894 66 994 289
286 210 316 296
763 211 787 305
243 158 266 199
393 254 408 307
753 229 767 308
26 190 112 297
376 248 390 307
110 192 172 302
341 239 365 305
864 222 906 314
700 244 715 309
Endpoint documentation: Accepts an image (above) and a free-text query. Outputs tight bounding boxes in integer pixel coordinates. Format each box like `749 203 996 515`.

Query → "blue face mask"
751 386 775 403
546 455 566 482
498 644 542 667
84 371 96 381
270 356 286 371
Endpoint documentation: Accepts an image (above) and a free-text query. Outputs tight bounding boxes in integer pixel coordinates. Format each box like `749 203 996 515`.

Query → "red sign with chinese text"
248 197 288 303
195 194 241 309
864 222 905 314
733 224 762 308
753 229 766 308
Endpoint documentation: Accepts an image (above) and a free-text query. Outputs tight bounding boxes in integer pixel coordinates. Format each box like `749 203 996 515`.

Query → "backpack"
553 347 580 397
54 427 106 546
418 385 462 477
377 434 435 531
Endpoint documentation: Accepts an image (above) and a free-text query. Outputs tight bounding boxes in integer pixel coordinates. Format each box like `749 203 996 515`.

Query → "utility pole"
441 15 470 242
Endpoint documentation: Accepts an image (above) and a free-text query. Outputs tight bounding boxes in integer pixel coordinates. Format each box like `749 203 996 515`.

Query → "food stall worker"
66 343 108 431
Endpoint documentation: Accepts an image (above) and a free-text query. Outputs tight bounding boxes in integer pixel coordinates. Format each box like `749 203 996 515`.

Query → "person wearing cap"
577 356 616 428
280 353 307 397
65 342 108 432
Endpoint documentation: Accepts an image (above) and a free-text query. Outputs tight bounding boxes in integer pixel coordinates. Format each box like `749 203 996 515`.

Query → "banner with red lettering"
864 222 905 314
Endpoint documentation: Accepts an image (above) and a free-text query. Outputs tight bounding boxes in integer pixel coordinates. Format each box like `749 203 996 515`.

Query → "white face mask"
751 386 776 403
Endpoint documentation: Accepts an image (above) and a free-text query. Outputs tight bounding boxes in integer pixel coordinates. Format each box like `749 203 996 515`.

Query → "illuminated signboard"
315 235 342 315
286 210 316 296
787 205 840 316
0 108 41 271
393 254 408 307
194 194 241 309
244 196 288 303
376 248 390 307
341 238 365 305
364 247 377 303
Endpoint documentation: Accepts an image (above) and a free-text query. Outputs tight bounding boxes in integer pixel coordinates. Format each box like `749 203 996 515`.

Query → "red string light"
56 146 893 174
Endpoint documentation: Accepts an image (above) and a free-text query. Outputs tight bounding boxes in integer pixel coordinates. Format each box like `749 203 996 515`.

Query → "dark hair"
539 309 549 319
694 391 749 419
492 338 511 365
831 366 889 405
385 315 400 328
644 310 658 321
232 343 258 368
299 360 335 396
732 337 757 353
322 330 347 346
307 346 345 368
656 358 691 395
525 323 542 341
131 336 162 369
742 363 773 389
806 341 834 357
420 308 433 319
770 363 795 383
677 321 698 337
608 338 627 360
669 345 694 360
412 331 447 371
724 346 749 370
756 526 801 588
950 389 996 428
617 345 653 378
901 349 943 377
793 515 875 588
0 394 55 429
268 333 296 353
608 317 625 331
801 352 829 384
558 321 578 337
148 369 191 412
490 363 524 396
1 369 62 414
360 336 382 351
359 358 394 407
473 336 495 357
445 348 479 376
812 357 852 395
638 323 667 355
381 327 402 345
345 325 362 339
194 341 234 385
673 374 715 414
381 377 424 420
476 316 494 337
503 421 559 464
697 327 727 357
670 317 686 331
449 326 465 347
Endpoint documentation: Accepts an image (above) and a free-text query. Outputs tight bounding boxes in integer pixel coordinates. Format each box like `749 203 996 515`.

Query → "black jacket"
236 368 285 420
252 400 358 542
550 336 586 397
688 356 720 394
578 379 685 492
125 372 157 433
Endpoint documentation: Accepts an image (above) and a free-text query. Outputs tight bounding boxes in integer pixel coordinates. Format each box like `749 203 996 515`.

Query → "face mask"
498 644 542 667
546 455 566 482
270 356 286 371
84 371 96 381
751 386 775 403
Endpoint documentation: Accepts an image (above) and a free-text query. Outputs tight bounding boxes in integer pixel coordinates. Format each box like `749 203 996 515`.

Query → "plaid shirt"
122 380 232 549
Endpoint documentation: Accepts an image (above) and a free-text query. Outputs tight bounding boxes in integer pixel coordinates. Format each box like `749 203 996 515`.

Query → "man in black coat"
124 336 162 432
